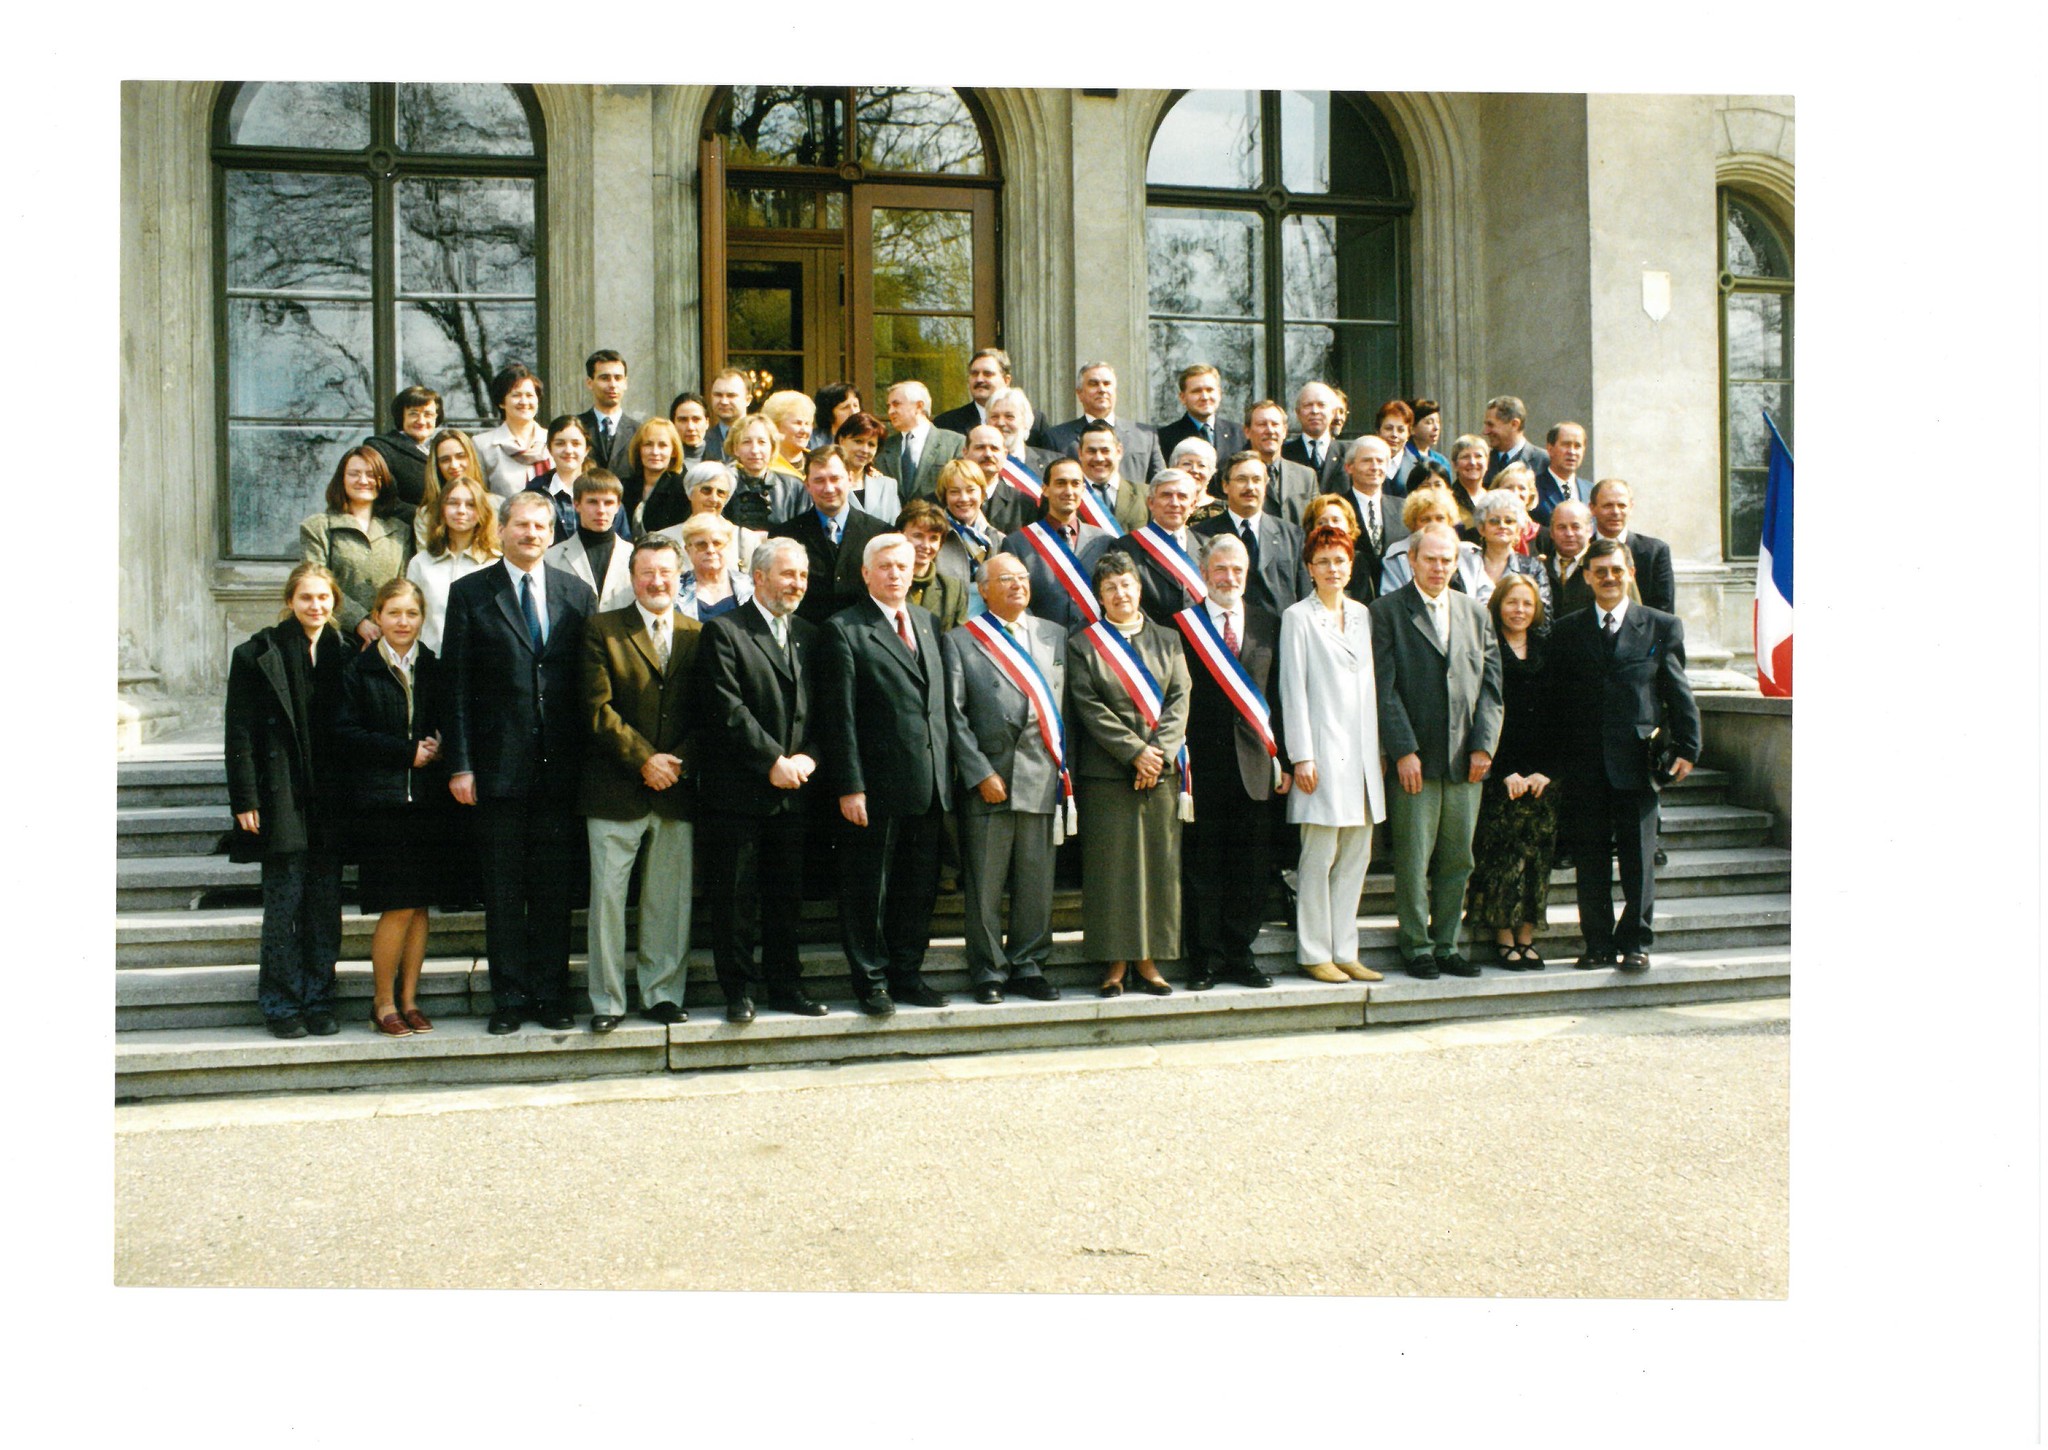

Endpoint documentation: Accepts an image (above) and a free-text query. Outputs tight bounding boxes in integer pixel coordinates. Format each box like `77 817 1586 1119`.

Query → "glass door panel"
850 184 994 416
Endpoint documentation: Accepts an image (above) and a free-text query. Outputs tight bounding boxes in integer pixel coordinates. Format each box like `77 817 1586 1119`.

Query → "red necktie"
1223 609 1239 655
896 610 916 654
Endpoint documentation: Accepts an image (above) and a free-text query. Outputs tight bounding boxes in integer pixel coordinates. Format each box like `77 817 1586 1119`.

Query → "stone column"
1067 89 1170 422
589 87 657 388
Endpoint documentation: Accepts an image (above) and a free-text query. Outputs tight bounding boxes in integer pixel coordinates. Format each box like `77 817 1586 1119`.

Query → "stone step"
115 758 228 809
115 891 1788 1029
111 945 1790 1100
117 806 232 858
1654 803 1772 851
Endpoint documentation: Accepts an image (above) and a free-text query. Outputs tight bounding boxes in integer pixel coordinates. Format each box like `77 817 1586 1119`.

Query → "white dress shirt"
504 556 548 643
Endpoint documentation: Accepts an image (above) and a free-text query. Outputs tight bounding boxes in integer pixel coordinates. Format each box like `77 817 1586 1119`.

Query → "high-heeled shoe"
1098 964 1126 998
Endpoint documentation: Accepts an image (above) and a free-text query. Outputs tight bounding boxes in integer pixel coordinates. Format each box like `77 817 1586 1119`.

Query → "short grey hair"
1199 531 1249 568
1345 435 1392 465
887 379 932 413
1148 468 1196 495
1075 360 1116 387
750 536 807 577
502 490 554 527
683 459 735 494
1410 521 1463 558
986 386 1035 437
1485 394 1527 424
1550 500 1592 529
1475 489 1528 528
862 531 915 568
1168 437 1217 469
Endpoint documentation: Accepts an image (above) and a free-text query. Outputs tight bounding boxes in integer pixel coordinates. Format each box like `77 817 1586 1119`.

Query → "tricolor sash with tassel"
1127 524 1208 605
963 614 1077 841
1079 621 1194 821
1172 605 1284 790
1018 522 1101 624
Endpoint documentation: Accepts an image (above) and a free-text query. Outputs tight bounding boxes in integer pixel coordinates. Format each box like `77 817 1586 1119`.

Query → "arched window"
1718 190 1792 559
214 82 546 558
704 87 996 411
1145 91 1409 427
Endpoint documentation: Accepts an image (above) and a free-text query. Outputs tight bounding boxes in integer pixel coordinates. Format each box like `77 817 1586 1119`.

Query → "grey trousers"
584 813 694 1016
1386 778 1482 961
958 807 1057 984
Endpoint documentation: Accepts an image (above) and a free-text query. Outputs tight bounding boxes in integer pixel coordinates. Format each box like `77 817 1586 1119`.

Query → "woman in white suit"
1279 524 1388 984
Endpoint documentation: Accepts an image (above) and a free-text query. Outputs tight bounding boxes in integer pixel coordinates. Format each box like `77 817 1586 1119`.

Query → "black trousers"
837 805 942 995
1568 780 1660 955
475 794 582 1010
699 807 808 1000
1182 777 1273 973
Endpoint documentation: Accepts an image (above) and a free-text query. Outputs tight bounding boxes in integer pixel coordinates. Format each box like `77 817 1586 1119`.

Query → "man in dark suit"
1481 395 1548 483
1531 420 1589 524
1341 436 1407 601
690 536 830 1022
1178 532 1289 992
962 424 1036 535
1588 478 1676 613
875 380 966 503
997 457 1115 632
1247 399 1321 523
816 532 954 1016
577 535 699 1032
932 347 1053 450
701 367 750 463
1109 470 1207 623
1194 450 1307 617
1549 537 1701 972
1046 361 1164 486
1075 419 1152 533
577 349 643 484
1540 501 1612 619
1282 382 1349 495
1370 523 1504 979
941 552 1069 1003
442 490 599 1033
770 445 890 628
1155 363 1247 464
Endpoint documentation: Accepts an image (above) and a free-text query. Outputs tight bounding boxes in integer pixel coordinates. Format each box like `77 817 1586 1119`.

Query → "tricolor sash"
1173 605 1284 790
1079 621 1194 822
999 454 1043 506
1076 484 1125 537
1127 524 1208 605
964 614 1077 840
948 515 995 559
1018 523 1101 624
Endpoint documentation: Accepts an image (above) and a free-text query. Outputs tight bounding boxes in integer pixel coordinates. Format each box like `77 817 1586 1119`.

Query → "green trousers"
1385 778 1482 962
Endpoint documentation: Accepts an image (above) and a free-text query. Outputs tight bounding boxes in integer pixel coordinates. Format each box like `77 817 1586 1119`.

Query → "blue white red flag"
1755 412 1793 697
1076 484 1125 537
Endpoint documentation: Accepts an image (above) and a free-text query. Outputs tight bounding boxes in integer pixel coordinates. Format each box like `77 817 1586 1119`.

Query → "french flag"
1754 413 1793 697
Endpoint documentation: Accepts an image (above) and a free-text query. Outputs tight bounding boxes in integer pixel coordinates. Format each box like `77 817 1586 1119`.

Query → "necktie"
1309 439 1323 470
1061 521 1079 549
598 416 613 456
519 571 542 650
1222 609 1239 655
652 617 670 670
902 433 919 482
772 615 789 655
823 511 840 546
1239 518 1260 572
896 609 916 655
1365 497 1382 550
1430 596 1448 651
1198 419 1213 444
1602 610 1619 651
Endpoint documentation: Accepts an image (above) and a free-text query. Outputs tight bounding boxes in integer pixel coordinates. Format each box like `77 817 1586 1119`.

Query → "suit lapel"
1407 591 1446 657
491 568 536 654
627 610 661 676
1615 606 1653 661
542 566 578 652
742 604 795 682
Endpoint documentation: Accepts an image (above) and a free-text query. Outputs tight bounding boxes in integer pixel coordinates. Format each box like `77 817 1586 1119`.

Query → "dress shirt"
901 418 932 477
752 597 790 651
871 595 916 652
1556 547 1588 585
1598 596 1631 634
635 601 676 666
1356 491 1387 544
1417 584 1451 650
1205 597 1244 652
504 556 548 644
1303 434 1332 470
815 504 852 544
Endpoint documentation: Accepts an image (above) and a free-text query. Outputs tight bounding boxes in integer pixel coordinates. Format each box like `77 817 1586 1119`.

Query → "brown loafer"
401 1007 434 1032
371 1010 412 1037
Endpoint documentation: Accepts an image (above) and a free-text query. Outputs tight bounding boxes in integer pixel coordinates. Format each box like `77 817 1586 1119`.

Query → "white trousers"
585 813 694 1015
1296 824 1373 965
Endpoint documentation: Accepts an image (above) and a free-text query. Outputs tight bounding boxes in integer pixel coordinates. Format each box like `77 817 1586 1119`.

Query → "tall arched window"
1145 91 1409 426
703 87 997 411
213 82 546 558
1719 189 1792 559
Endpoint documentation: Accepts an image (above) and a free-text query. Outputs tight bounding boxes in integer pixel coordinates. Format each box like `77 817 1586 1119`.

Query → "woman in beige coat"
299 445 416 648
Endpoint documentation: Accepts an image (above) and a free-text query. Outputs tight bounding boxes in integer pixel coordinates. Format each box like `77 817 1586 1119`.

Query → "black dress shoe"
767 991 828 1017
486 1008 523 1034
896 982 948 1009
974 983 1003 1004
1437 953 1481 978
1618 952 1651 973
1573 952 1617 970
1186 970 1216 992
1405 958 1441 980
266 1015 308 1039
303 1011 339 1036
590 1014 623 1034
1133 972 1173 996
1223 966 1274 989
725 996 756 1024
536 1003 576 1031
858 991 896 1017
1654 847 1668 867
1007 975 1059 1001
639 1002 686 1025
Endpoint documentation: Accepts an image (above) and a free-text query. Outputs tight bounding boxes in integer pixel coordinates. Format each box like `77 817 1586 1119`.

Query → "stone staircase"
112 749 1791 1100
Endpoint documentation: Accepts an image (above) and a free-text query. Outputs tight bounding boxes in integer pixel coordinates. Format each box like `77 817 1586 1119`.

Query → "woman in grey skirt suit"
1066 551 1191 996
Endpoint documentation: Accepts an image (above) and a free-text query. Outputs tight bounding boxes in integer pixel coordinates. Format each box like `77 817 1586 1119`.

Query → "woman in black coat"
335 576 448 1036
1463 574 1563 968
224 561 348 1037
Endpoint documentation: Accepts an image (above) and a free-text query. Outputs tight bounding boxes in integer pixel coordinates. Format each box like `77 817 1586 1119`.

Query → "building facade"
119 83 1792 738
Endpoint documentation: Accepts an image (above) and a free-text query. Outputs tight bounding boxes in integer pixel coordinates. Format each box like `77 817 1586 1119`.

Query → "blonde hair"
1401 483 1461 532
1303 491 1361 539
759 391 816 431
424 477 502 561
678 511 735 548
722 413 779 462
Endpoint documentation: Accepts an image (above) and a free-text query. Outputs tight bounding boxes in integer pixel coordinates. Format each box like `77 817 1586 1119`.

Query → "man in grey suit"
1370 523 1504 980
941 552 1070 1004
875 380 966 502
1482 394 1548 483
1247 399 1320 523
576 349 643 481
996 457 1114 631
1193 450 1307 616
1046 361 1164 487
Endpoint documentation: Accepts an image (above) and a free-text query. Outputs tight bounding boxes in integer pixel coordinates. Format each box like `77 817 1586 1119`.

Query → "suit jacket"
815 599 951 815
997 520 1114 631
1194 510 1309 616
1257 455 1322 524
908 568 970 633
1485 438 1547 484
690 603 817 817
579 603 702 821
1348 490 1407 603
545 531 635 611
1530 466 1584 524
1368 581 1504 782
1179 602 1286 801
1600 531 1676 613
1110 526 1207 624
1282 435 1349 495
521 477 579 550
770 506 891 629
1549 602 1702 792
1047 416 1166 487
440 562 598 803
932 402 1054 452
702 419 732 464
1156 413 1247 468
876 425 967 502
578 409 644 479
941 613 1069 815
